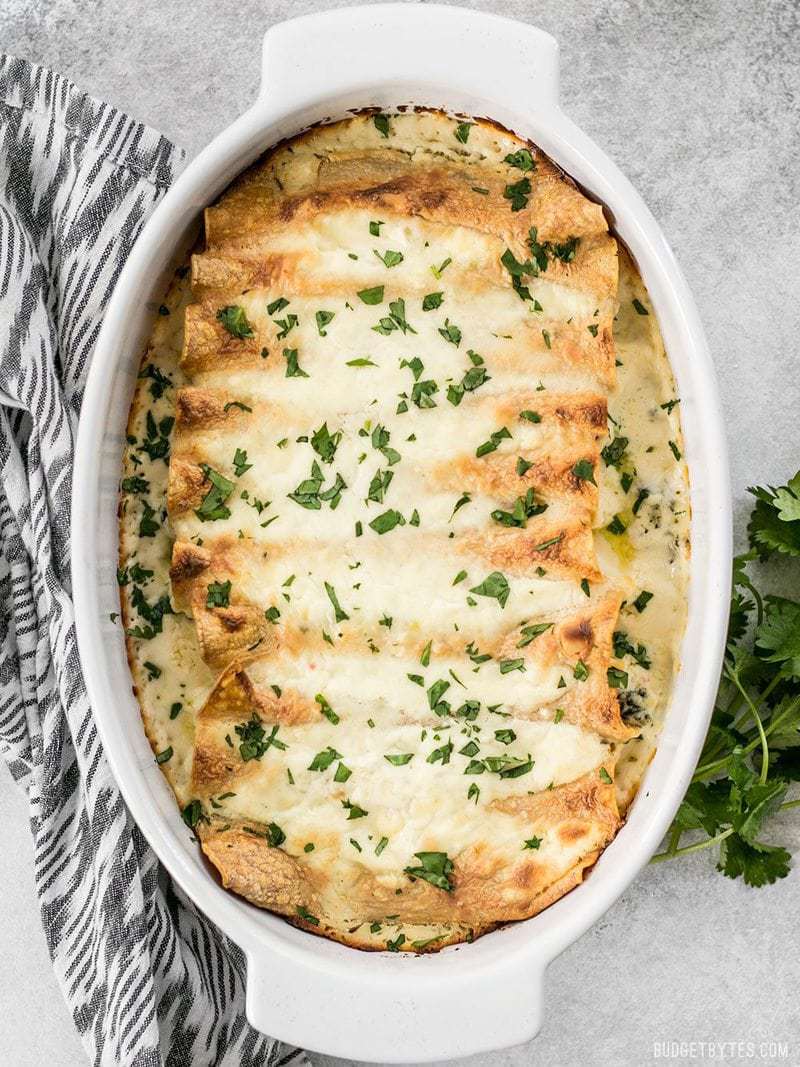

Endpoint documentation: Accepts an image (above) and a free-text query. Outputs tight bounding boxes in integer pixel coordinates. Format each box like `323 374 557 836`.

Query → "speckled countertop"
1 2 799 1065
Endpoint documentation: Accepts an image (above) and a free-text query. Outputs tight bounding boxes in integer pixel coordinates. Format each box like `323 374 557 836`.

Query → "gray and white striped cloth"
0 55 307 1067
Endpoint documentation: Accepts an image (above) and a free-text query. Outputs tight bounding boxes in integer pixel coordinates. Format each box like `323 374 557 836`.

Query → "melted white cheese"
118 114 689 943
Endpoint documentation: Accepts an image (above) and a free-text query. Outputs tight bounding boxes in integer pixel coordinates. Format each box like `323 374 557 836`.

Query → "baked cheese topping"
118 111 689 951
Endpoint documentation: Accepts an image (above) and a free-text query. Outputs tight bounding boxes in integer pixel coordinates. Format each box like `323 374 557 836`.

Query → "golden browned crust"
199 821 319 916
196 762 619 939
203 155 610 255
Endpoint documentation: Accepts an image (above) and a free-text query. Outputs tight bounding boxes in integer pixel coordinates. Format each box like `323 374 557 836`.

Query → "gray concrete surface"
2 1 799 1065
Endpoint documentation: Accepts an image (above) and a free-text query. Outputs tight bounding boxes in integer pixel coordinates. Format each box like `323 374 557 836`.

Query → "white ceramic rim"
71 5 732 1062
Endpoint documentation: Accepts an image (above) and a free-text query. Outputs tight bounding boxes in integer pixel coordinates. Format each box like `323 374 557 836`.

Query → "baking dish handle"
246 945 545 1061
257 3 559 114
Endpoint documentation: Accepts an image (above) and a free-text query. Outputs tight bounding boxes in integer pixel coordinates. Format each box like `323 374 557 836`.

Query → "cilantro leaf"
748 473 800 557
653 467 800 885
755 596 800 678
718 835 791 887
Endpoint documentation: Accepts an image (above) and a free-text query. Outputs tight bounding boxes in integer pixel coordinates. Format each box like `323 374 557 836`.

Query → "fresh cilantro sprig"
652 470 800 884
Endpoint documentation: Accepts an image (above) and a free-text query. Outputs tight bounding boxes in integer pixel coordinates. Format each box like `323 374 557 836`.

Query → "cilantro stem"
730 672 783 733
692 681 799 783
727 670 770 785
653 795 799 866
693 749 738 782
650 828 733 864
666 825 682 855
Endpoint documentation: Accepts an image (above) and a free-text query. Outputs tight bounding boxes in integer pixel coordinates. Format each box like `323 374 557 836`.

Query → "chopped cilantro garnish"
232 448 251 476
517 622 553 647
283 347 308 378
206 580 231 608
235 715 285 762
195 465 235 522
438 318 462 346
296 905 319 926
633 590 653 613
499 659 525 675
216 304 254 339
369 509 405 534
572 458 597 485
504 148 535 171
601 436 629 469
533 533 564 552
484 754 534 778
324 583 349 623
373 248 404 268
469 571 510 608
274 314 298 340
121 475 149 494
606 514 627 535
476 426 512 458
491 487 547 528
430 257 452 279
181 800 204 829
138 501 159 538
357 285 384 305
138 363 172 399
288 460 346 510
404 851 454 892
310 422 342 464
373 113 391 137
308 746 342 772
633 488 650 515
342 799 368 819
573 659 590 681
607 666 629 689
504 177 531 211
315 309 335 336
450 492 472 520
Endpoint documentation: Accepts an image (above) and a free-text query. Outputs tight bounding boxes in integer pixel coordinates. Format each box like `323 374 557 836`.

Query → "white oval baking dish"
72 5 732 1062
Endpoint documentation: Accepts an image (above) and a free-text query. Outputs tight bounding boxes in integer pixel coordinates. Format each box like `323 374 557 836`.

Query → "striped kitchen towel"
0 56 307 1067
